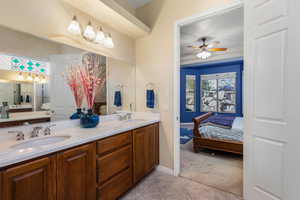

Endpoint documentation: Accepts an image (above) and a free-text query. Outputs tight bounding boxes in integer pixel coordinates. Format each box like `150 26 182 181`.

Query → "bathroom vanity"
0 114 160 200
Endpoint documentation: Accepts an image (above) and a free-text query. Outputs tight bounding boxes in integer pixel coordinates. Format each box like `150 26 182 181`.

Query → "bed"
193 112 243 155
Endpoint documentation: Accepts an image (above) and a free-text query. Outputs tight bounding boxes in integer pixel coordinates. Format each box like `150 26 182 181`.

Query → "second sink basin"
11 135 71 150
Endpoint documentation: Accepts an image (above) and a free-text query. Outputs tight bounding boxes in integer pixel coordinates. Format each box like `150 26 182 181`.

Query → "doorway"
173 1 244 197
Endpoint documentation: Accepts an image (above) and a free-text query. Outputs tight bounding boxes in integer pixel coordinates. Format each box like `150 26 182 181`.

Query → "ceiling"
180 7 243 65
127 0 152 9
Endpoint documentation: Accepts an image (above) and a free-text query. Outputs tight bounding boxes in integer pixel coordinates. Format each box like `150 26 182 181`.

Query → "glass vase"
80 109 99 128
70 108 82 120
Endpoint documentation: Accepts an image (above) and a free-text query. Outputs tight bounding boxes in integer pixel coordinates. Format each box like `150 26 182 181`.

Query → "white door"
245 0 300 199
49 54 82 121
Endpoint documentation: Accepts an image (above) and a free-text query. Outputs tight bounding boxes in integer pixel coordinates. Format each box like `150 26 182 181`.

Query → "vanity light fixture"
83 21 96 41
27 73 33 81
95 27 106 44
67 16 114 48
34 75 40 82
104 33 114 48
41 75 47 83
67 16 81 35
18 72 24 80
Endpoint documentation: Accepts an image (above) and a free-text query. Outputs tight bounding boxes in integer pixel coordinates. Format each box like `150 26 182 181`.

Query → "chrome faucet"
31 127 43 138
8 131 25 141
117 113 132 121
43 124 56 136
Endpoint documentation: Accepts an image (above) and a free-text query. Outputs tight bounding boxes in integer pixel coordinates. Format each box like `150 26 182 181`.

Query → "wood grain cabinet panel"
97 145 132 185
133 124 159 184
2 156 56 200
96 131 131 155
97 168 132 200
57 143 96 200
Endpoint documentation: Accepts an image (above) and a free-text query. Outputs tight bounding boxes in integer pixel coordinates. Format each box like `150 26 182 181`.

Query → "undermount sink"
11 135 71 149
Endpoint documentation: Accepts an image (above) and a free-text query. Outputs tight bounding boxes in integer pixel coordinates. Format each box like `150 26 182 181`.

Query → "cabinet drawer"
97 168 132 200
97 131 132 155
97 145 132 185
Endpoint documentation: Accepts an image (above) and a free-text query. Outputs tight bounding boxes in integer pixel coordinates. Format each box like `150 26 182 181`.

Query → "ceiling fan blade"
207 41 220 48
187 45 201 49
208 48 227 52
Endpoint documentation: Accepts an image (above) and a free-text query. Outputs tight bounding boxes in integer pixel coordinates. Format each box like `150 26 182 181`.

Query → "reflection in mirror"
0 25 132 127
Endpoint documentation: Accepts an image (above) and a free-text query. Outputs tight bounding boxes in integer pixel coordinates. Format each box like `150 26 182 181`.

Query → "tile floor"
121 171 242 200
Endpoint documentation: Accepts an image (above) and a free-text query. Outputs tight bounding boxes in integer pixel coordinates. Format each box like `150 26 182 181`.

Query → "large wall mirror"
0 25 136 127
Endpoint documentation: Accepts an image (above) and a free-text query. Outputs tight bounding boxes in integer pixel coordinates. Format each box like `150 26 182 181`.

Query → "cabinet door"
2 156 56 200
133 124 157 183
57 143 96 200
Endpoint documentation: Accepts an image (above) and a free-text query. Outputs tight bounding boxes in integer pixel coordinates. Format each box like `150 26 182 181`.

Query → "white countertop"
0 111 51 123
0 112 160 168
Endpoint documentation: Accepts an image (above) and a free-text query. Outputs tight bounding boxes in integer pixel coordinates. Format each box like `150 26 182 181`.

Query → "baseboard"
180 122 193 126
156 165 174 175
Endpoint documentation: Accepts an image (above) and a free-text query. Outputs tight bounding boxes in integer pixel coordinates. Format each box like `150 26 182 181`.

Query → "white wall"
135 0 236 169
0 82 14 105
0 0 135 64
107 58 136 114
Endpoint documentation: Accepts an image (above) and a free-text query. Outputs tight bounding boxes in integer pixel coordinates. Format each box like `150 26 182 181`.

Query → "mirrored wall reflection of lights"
67 16 114 48
17 72 47 83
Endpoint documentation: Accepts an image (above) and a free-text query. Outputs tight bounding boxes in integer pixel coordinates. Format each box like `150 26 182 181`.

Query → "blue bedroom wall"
180 59 243 123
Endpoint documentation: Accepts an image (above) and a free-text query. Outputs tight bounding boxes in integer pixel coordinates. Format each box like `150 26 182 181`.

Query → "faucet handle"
8 131 25 141
44 124 56 136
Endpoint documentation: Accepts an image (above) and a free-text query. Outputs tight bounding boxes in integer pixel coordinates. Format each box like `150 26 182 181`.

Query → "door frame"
172 0 244 177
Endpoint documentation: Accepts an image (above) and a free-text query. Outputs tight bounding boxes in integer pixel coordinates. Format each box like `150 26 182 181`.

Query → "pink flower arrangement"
78 63 105 110
63 65 84 108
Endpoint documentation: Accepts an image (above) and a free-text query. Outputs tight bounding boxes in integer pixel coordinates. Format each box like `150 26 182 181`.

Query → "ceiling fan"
188 37 227 59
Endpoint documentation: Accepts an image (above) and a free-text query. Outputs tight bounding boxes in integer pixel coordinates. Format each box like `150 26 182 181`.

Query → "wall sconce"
67 15 114 48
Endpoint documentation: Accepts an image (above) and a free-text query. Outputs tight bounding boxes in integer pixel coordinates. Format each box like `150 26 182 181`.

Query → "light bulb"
27 73 33 81
94 27 105 44
83 21 96 41
104 33 114 48
34 75 40 82
67 16 81 35
18 72 24 80
196 50 211 59
41 76 46 83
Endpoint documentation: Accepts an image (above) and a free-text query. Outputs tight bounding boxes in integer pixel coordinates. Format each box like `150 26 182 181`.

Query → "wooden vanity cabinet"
57 143 96 200
0 123 159 200
133 123 159 184
1 156 56 200
96 131 133 200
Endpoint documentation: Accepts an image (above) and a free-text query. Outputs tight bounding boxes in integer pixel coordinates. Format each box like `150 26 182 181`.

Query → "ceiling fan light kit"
67 15 114 48
197 50 212 59
188 37 227 60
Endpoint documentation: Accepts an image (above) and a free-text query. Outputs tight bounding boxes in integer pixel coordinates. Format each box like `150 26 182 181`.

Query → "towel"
114 91 122 107
146 89 155 108
26 95 30 103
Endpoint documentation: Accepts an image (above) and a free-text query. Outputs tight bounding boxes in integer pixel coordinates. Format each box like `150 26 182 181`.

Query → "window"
201 72 236 113
185 75 196 112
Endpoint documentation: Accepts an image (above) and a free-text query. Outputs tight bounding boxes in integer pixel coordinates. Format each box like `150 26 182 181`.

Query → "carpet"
180 128 193 144
180 141 243 197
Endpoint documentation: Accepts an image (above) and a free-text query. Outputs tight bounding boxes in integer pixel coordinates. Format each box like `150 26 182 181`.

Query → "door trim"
172 0 244 178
